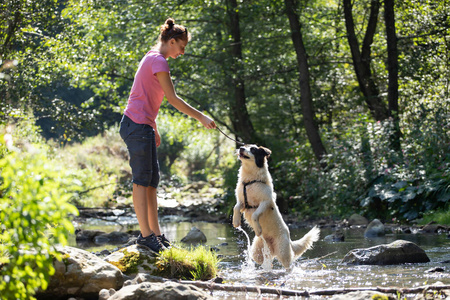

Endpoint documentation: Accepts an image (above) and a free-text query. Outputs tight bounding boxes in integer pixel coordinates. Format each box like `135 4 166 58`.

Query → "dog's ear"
261 146 271 158
254 146 271 168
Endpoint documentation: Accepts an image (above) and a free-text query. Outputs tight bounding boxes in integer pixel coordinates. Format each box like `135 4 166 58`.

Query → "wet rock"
342 239 430 265
347 214 368 226
324 229 345 242
36 246 124 299
425 267 445 273
421 223 447 234
400 226 412 234
127 273 166 285
364 219 385 238
100 281 212 300
104 245 159 276
330 291 394 300
76 229 107 241
180 227 207 244
94 232 130 245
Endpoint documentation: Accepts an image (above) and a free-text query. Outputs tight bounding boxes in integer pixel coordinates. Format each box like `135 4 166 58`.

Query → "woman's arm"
156 72 216 129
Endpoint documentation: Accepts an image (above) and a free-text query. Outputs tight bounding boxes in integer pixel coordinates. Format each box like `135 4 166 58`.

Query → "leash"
216 127 245 146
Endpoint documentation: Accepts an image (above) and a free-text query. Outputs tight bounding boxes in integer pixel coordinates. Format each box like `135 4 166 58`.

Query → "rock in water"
347 214 368 226
180 227 207 244
342 239 430 265
364 219 385 237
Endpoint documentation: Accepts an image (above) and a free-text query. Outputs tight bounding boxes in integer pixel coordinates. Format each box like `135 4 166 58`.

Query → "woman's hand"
200 114 216 129
154 128 161 147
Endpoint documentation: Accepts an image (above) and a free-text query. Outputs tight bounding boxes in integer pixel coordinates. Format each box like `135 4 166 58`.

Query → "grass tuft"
155 246 220 281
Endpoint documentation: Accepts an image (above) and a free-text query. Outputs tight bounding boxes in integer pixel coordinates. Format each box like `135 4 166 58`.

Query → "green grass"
419 209 450 225
155 246 220 280
55 124 132 207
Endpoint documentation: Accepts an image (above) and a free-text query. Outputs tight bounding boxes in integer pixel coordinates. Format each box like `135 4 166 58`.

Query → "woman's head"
159 18 191 43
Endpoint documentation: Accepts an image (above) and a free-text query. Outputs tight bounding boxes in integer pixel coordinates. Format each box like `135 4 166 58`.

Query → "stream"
71 213 450 299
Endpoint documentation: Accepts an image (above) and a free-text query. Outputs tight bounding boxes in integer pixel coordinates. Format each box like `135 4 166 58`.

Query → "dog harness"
242 180 266 209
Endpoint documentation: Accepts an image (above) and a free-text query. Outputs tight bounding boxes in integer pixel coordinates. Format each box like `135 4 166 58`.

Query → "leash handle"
217 127 245 146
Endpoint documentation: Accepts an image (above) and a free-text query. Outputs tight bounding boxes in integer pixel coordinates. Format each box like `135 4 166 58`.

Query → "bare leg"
146 186 161 236
133 184 153 237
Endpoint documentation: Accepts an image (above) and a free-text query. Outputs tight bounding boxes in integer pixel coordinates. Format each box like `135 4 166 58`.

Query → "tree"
384 0 401 152
225 0 258 144
284 0 327 166
343 0 389 121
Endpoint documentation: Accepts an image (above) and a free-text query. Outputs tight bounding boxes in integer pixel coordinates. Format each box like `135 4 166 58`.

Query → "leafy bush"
157 109 236 182
0 128 79 299
55 123 130 207
274 108 449 222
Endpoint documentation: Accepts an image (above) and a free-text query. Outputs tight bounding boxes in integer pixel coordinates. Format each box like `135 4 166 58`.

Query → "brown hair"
159 18 190 43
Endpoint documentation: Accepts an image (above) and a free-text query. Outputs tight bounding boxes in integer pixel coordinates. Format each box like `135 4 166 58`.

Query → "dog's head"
237 144 272 168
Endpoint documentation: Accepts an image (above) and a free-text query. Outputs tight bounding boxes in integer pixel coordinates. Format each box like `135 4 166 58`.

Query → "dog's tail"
291 226 320 258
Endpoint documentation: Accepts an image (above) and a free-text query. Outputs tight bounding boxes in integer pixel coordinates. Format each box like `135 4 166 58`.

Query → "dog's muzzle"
239 148 250 159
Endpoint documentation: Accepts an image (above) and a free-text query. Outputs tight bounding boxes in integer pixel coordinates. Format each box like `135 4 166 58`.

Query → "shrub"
0 128 79 299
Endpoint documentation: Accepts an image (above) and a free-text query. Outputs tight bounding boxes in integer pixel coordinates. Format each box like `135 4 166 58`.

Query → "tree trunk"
384 0 402 153
225 0 257 145
284 0 327 166
343 0 389 121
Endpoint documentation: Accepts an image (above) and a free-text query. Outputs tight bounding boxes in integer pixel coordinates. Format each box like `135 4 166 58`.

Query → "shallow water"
72 216 450 298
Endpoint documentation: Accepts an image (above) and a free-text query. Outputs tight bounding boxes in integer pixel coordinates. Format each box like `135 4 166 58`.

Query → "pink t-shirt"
124 50 170 129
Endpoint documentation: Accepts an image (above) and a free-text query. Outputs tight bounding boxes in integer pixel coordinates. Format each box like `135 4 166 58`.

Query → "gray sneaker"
157 234 171 248
136 233 165 252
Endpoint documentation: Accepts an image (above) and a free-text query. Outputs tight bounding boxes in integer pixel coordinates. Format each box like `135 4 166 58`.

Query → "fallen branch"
174 280 450 297
310 251 338 262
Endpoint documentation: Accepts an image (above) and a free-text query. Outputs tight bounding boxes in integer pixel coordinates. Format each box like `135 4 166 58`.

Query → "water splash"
236 226 274 272
260 237 273 271
235 226 255 273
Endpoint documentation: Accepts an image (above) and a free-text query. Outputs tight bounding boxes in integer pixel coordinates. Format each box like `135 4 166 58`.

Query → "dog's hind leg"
277 240 294 270
251 236 269 266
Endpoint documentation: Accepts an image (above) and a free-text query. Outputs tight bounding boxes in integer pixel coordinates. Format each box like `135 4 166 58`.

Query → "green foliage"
275 108 449 222
0 125 79 299
56 124 130 207
155 246 220 281
420 208 450 225
2 0 450 223
157 109 236 182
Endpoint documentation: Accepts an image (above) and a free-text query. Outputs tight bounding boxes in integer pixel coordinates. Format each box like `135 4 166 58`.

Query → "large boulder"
342 240 430 265
104 245 159 276
100 281 213 300
364 219 386 238
37 246 124 299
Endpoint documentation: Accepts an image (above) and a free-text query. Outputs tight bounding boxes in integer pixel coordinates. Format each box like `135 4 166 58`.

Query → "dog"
232 144 320 269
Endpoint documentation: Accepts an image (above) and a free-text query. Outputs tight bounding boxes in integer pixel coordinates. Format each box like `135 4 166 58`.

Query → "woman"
120 18 216 252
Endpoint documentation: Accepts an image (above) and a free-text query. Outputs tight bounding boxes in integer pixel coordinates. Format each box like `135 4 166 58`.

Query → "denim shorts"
119 115 160 188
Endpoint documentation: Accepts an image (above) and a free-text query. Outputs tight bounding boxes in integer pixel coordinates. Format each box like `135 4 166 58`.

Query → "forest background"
1 0 450 224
